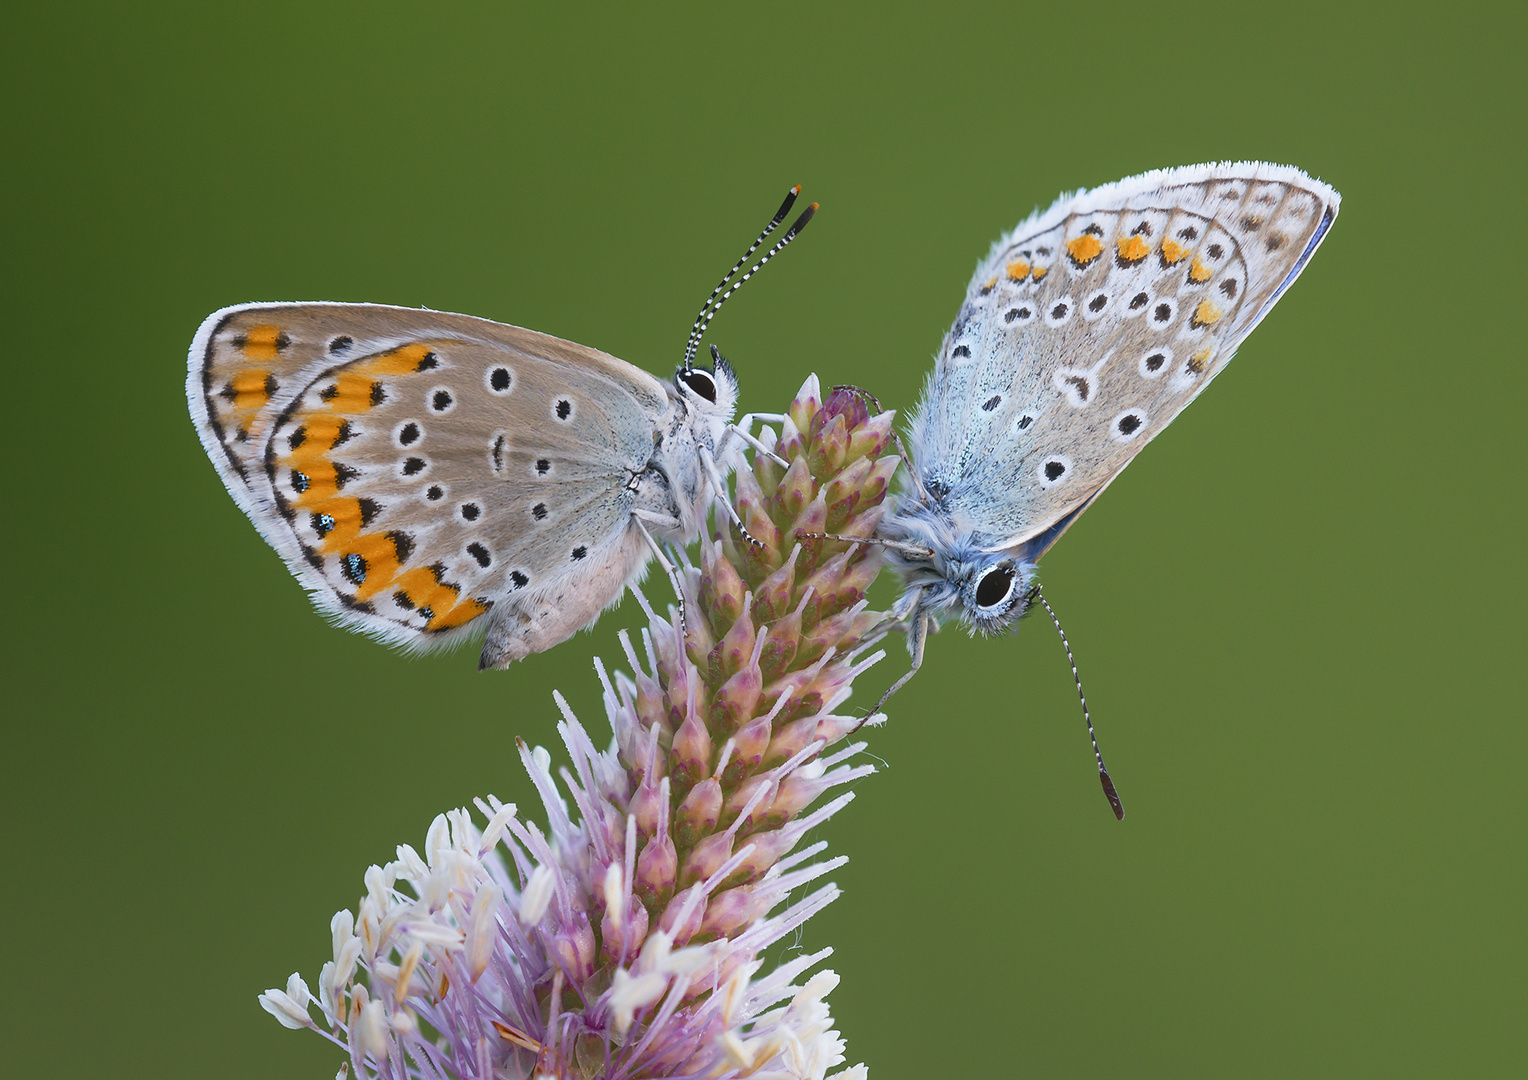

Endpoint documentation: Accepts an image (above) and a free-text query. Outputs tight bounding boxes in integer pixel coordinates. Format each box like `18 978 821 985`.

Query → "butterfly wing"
907 162 1339 555
188 302 671 652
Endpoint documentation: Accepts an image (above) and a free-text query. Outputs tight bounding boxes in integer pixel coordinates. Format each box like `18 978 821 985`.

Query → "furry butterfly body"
880 162 1340 690
188 301 740 668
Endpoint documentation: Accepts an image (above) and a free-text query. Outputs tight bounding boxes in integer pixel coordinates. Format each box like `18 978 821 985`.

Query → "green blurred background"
4 2 1523 1076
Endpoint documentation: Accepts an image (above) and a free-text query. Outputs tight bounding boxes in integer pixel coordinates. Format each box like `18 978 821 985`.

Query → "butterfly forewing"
912 163 1339 552
190 302 672 649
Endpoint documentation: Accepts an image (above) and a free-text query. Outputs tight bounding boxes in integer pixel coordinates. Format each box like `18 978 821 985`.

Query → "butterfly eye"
974 565 1016 609
678 368 718 403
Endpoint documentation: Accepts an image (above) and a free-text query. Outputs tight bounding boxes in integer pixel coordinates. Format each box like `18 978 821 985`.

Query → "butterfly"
187 189 815 669
850 163 1339 815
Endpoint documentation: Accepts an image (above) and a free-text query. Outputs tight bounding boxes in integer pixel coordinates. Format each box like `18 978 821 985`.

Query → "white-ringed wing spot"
393 420 424 448
1043 297 1075 327
1003 303 1036 326
1109 409 1149 443
1037 455 1073 489
1138 347 1173 379
485 365 515 394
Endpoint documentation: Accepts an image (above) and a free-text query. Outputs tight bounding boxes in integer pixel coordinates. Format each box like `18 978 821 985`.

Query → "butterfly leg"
631 510 689 638
699 446 766 549
717 421 789 468
853 590 930 730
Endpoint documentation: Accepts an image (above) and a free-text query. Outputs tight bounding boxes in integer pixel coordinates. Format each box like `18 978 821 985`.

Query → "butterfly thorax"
641 360 739 543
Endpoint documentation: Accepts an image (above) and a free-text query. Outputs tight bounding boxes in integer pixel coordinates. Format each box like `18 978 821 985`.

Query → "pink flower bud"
634 831 677 911
724 716 772 786
820 387 870 430
631 667 670 741
699 540 746 632
722 774 776 833
823 456 871 527
771 456 816 523
628 776 666 841
752 545 799 623
763 772 829 829
728 827 798 885
551 912 598 984
599 895 649 965
758 604 803 679
715 596 755 678
788 490 828 550
763 711 821 768
846 410 895 461
709 659 761 733
774 412 806 464
811 413 851 473
860 453 900 505
786 381 821 437
674 778 721 848
657 885 707 947
697 884 771 941
679 832 733 889
798 606 866 668
800 551 852 622
834 552 881 606
668 711 711 791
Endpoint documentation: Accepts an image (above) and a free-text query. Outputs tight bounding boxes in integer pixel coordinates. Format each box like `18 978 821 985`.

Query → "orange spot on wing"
239 325 287 362
1065 234 1103 267
1115 236 1149 264
226 369 272 411
1190 299 1223 328
1006 259 1030 282
430 596 490 631
393 566 489 631
293 469 338 505
313 497 367 550
1187 346 1212 373
1188 257 1211 283
363 344 436 376
341 533 402 601
1160 239 1189 264
280 415 351 470
323 372 385 412
1031 265 1048 281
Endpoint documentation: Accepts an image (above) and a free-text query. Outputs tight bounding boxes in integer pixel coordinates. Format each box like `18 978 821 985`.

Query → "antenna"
1033 588 1125 820
682 186 818 371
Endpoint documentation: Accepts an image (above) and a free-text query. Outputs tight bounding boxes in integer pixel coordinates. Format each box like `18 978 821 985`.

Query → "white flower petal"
425 813 451 867
258 987 312 1029
354 999 391 1060
329 909 355 959
608 966 668 1034
478 802 518 852
520 865 555 925
283 972 311 1010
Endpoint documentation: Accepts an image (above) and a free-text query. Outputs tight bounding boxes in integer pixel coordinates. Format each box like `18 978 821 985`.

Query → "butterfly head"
882 504 1036 634
673 349 739 422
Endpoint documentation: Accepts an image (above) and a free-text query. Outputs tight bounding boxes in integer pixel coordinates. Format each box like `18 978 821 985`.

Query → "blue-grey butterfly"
864 163 1340 814
188 189 814 669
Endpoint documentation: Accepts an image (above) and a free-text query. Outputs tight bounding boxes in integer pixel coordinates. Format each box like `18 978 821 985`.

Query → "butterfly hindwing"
188 302 672 650
909 162 1339 553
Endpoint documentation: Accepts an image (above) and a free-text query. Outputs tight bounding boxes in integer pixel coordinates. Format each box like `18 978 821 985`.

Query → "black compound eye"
974 565 1016 609
678 368 717 403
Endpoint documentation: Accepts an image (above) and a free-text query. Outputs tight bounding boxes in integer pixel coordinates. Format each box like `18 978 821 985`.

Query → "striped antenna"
1032 588 1125 821
683 187 817 371
683 186 798 370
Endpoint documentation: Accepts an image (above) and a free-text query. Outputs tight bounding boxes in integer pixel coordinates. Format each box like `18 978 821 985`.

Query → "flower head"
262 377 896 1080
